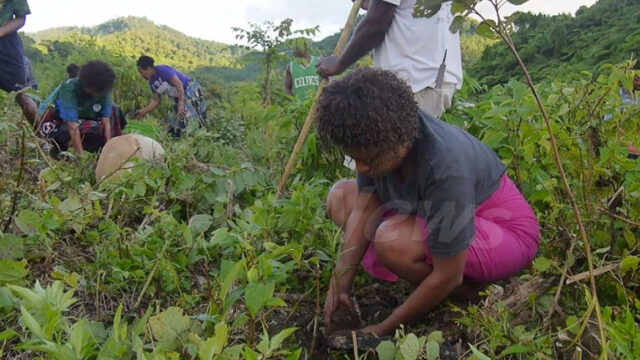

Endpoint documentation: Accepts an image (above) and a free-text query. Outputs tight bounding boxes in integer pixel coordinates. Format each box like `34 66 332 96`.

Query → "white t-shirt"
374 0 463 92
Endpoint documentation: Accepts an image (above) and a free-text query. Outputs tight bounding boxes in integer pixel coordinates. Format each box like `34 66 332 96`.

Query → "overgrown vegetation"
469 0 640 87
1 0 640 358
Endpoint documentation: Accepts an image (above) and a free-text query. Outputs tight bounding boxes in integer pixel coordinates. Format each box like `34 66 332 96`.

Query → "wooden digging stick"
275 0 363 199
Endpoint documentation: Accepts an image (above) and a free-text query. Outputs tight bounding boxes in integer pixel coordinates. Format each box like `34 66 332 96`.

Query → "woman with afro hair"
319 68 540 336
44 60 116 154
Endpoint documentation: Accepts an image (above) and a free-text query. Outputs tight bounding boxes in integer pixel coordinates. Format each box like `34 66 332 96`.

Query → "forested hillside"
29 17 236 69
470 0 640 86
23 15 496 92
24 17 260 88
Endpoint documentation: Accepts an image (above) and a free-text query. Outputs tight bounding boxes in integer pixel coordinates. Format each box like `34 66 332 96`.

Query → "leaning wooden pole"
275 0 363 199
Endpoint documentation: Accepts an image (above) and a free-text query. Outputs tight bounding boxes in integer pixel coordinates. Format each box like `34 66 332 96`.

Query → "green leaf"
565 315 579 334
20 306 45 339
189 214 213 234
620 256 639 274
427 331 444 344
507 0 529 4
198 322 229 360
400 333 421 360
88 191 107 201
426 340 440 360
221 345 243 360
498 344 530 356
69 319 93 357
476 21 495 39
269 327 297 352
623 229 636 249
449 15 465 33
469 344 492 360
376 340 397 360
209 166 226 176
0 259 28 284
244 281 274 317
149 307 192 350
483 131 507 148
413 0 443 18
242 346 259 360
284 348 302 360
112 304 123 341
265 297 287 307
0 330 18 341
220 260 244 314
59 194 83 214
15 210 41 235
532 257 552 272
0 234 24 260
451 1 468 14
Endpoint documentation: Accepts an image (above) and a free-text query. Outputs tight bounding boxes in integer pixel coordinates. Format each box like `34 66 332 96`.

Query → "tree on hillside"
233 19 318 106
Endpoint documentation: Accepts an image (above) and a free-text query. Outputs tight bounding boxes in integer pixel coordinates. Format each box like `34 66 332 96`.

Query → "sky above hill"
23 0 598 44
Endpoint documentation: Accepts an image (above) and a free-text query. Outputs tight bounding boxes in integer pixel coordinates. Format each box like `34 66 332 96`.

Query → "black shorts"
0 32 26 92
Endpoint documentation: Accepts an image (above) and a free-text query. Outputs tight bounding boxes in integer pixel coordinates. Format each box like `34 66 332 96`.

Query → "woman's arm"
363 251 466 335
325 190 382 329
316 0 396 77
170 75 187 116
68 122 84 155
0 16 26 38
101 117 112 142
137 93 162 118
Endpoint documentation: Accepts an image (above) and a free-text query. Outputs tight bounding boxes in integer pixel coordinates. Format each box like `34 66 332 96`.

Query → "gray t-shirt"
357 112 506 257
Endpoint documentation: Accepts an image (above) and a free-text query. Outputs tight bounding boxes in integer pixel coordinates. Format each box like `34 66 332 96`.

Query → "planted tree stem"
3 126 26 232
488 7 608 355
275 0 363 199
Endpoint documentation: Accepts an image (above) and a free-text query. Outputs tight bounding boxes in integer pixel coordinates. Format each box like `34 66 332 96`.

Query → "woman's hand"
134 109 145 119
178 102 187 117
324 280 357 334
360 321 394 336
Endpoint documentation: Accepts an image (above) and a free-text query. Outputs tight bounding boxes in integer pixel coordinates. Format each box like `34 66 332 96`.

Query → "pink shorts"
361 174 540 283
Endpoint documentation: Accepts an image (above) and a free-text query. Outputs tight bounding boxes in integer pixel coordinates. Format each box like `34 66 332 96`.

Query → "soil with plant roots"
270 280 468 359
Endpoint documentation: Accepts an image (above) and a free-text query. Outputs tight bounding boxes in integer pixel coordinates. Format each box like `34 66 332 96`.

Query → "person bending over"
135 55 207 137
52 60 116 155
318 68 540 336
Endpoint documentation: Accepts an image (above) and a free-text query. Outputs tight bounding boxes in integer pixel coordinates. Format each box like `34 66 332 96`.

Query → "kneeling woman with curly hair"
318 68 540 336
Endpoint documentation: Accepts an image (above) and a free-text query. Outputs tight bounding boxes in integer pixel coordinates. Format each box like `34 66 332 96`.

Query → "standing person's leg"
16 93 38 125
413 82 456 119
183 81 207 127
0 32 37 125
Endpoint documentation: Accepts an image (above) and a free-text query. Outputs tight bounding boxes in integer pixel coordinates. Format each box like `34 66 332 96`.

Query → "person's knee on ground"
374 215 431 286
326 179 358 228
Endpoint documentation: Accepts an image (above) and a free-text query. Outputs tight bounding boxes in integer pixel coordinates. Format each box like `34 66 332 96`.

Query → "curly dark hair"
66 63 79 78
79 60 115 94
137 55 155 69
316 68 419 154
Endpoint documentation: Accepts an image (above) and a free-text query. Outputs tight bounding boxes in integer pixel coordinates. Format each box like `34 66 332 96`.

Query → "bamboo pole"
275 0 363 199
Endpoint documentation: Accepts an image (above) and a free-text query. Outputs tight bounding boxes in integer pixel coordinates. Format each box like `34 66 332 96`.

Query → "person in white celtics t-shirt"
316 0 462 120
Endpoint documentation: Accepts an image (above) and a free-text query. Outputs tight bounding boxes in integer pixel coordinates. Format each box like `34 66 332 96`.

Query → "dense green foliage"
470 0 640 86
